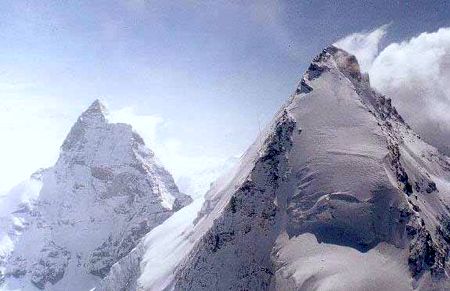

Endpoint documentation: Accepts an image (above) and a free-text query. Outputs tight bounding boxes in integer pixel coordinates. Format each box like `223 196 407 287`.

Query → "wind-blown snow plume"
334 24 388 72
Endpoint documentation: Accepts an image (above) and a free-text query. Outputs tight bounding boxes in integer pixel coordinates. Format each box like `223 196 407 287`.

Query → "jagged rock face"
175 112 296 290
0 100 191 290
165 47 450 290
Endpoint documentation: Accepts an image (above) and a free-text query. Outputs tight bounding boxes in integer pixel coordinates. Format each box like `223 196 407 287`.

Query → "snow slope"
0 100 191 290
173 47 450 291
101 46 450 291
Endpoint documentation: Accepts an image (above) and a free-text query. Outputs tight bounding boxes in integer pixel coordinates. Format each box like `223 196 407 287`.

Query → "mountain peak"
327 46 364 82
2 98 192 289
143 45 450 291
87 99 106 112
296 46 365 95
60 100 110 152
80 99 108 121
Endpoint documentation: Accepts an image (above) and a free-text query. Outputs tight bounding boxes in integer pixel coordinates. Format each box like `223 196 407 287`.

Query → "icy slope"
0 100 191 291
135 47 450 291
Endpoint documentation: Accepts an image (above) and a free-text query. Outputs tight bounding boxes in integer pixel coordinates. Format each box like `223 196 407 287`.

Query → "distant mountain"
99 47 450 291
0 100 192 290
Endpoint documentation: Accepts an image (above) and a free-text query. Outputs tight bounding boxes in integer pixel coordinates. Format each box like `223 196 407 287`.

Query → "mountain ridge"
0 100 192 290
2 45 450 291
98 46 450 291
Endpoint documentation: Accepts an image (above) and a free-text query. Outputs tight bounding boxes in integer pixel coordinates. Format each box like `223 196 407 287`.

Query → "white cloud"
371 27 450 89
109 106 164 149
334 24 389 72
370 27 450 155
154 138 238 198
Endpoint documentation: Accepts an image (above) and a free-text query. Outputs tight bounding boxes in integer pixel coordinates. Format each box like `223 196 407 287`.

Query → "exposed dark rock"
30 242 71 289
296 79 313 94
174 111 295 290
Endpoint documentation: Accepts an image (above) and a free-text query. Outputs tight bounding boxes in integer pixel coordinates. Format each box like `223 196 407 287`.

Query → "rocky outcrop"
175 111 295 290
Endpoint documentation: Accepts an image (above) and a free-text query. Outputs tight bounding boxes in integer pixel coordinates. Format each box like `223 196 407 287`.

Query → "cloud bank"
337 26 450 156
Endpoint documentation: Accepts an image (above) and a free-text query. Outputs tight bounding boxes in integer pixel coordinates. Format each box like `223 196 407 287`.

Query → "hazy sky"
1 1 449 195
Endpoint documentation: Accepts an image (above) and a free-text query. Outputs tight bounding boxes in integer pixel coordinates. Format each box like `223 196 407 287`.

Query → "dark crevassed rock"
375 95 405 123
427 181 438 193
408 216 449 279
387 140 413 195
408 225 436 277
408 199 421 212
435 213 450 277
296 79 313 94
88 237 116 278
414 179 438 194
3 256 27 281
305 63 326 80
210 230 236 253
295 47 337 95
88 213 170 278
436 215 450 244
30 243 71 289
174 111 295 290
313 46 338 64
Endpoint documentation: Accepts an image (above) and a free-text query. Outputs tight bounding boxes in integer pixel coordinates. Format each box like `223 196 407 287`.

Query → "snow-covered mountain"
0 100 192 290
98 47 450 291
2 46 450 291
